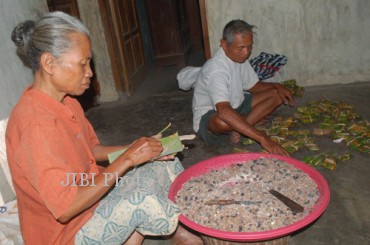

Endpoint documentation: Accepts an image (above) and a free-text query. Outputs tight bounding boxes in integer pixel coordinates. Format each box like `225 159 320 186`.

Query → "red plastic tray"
168 153 330 242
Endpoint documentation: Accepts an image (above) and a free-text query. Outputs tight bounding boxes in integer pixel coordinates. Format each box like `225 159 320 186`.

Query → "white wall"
0 0 48 119
205 0 370 86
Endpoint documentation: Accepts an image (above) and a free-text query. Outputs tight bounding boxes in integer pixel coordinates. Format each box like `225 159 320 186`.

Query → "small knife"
269 189 304 214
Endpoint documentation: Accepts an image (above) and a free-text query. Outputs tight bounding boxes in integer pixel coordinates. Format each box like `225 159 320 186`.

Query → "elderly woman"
6 11 202 245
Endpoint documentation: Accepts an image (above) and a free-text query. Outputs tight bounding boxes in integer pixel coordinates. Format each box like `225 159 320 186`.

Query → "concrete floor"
86 66 370 245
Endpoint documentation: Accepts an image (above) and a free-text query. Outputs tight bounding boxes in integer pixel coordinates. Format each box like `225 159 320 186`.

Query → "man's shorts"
198 93 253 144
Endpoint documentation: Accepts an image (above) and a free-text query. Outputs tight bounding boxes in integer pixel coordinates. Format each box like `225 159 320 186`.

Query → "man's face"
221 31 253 63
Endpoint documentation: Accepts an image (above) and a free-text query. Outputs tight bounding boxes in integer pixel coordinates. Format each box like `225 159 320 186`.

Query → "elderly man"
192 19 294 156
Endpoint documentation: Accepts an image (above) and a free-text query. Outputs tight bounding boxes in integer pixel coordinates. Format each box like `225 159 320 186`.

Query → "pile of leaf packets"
282 79 305 97
294 99 369 154
234 81 369 170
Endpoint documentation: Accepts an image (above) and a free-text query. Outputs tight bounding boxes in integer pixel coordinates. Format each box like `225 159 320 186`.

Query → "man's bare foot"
229 131 241 144
254 117 269 127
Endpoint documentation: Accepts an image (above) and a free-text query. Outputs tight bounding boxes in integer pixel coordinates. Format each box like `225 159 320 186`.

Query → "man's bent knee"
208 115 231 134
269 88 283 106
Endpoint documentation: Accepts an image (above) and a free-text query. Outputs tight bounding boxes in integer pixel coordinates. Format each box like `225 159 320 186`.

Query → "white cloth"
0 118 16 206
177 66 201 91
192 47 259 132
0 118 22 244
0 200 23 245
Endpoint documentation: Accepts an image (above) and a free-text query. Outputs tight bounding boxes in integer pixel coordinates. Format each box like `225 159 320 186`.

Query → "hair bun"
11 20 35 48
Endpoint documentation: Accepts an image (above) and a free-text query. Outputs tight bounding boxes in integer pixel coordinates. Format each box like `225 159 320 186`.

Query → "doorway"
136 0 206 68
99 0 207 97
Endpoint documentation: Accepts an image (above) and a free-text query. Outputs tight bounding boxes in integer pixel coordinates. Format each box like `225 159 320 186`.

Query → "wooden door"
186 0 203 51
99 0 146 96
47 0 80 17
145 0 192 68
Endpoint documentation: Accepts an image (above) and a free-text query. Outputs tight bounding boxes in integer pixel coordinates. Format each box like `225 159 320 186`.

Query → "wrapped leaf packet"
282 79 305 97
108 132 184 163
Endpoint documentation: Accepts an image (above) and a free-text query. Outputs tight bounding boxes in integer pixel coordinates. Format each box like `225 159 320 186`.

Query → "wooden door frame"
98 0 127 95
98 0 147 97
199 0 211 60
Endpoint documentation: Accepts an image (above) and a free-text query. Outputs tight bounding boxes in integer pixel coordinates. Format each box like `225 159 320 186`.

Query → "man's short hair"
222 19 256 45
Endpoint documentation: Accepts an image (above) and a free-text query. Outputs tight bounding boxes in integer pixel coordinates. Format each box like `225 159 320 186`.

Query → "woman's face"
51 33 93 100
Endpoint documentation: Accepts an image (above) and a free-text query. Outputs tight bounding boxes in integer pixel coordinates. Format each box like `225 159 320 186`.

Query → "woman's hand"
121 137 163 167
151 133 176 161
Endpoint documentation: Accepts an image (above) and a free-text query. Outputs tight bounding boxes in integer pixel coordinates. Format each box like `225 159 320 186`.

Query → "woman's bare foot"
229 131 241 144
169 225 203 245
124 231 144 245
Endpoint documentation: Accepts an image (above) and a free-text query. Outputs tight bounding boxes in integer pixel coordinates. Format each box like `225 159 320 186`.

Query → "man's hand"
275 84 294 107
248 81 294 107
260 136 290 157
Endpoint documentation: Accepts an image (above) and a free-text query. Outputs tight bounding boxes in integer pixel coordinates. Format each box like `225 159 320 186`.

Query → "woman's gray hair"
222 19 256 45
11 11 90 72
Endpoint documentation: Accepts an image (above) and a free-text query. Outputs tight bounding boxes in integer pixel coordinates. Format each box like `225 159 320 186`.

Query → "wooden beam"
199 0 211 60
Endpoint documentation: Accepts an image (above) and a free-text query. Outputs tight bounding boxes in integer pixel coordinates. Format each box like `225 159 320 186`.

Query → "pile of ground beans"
175 157 319 232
